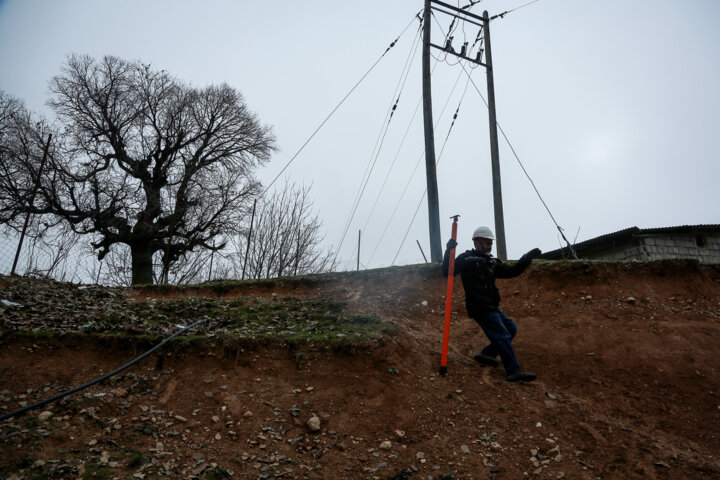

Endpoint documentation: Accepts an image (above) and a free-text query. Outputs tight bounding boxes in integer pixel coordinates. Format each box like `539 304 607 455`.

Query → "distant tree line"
0 55 335 285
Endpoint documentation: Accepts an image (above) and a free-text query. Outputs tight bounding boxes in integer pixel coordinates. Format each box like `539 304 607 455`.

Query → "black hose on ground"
0 320 206 422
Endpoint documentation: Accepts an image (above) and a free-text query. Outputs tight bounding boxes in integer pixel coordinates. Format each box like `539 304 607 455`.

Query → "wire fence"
0 218 337 287
0 233 19 276
0 228 87 283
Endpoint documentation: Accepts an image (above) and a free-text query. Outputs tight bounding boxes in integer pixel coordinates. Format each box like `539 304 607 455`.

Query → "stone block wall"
640 234 720 263
578 233 720 263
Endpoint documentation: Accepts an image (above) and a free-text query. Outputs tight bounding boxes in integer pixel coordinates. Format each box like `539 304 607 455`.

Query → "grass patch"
1 271 400 345
114 296 394 344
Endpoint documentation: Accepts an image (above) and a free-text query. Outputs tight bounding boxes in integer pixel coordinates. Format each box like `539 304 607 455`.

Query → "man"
443 226 542 382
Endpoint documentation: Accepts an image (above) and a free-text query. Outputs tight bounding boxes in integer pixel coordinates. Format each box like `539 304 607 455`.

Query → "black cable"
333 110 396 267
0 320 206 422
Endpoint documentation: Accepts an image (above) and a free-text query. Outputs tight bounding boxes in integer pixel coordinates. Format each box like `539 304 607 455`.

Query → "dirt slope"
1 260 720 480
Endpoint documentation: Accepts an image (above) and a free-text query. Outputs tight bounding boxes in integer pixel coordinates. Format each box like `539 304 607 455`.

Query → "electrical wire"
458 62 577 258
460 0 485 10
355 22 424 211
358 28 424 233
341 6 463 268
260 11 421 198
490 0 541 20
386 7 478 265
419 9 576 260
333 19 423 265
367 64 467 266
338 20 423 240
0 320 206 422
390 73 472 266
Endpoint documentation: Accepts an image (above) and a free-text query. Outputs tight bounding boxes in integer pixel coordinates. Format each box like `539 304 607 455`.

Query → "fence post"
11 133 52 276
241 199 257 280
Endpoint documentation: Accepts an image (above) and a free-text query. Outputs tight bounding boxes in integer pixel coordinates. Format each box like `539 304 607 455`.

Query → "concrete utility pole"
424 1 508 260
483 10 507 260
422 0 443 263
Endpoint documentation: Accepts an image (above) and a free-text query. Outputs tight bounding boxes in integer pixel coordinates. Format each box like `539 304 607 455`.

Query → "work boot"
473 353 499 368
506 369 536 382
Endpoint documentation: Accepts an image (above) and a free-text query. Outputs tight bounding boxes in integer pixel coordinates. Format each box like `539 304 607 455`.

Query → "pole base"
439 366 447 376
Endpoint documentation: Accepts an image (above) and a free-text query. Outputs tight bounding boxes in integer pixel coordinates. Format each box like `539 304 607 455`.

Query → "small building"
540 225 720 263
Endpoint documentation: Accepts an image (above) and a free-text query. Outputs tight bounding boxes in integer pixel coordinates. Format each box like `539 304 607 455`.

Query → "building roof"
540 224 720 260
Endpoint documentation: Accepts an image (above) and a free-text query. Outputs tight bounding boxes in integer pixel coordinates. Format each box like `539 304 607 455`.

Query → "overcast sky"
1 0 718 271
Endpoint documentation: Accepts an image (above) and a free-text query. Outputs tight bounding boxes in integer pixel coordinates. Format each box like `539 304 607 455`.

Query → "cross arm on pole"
430 0 487 23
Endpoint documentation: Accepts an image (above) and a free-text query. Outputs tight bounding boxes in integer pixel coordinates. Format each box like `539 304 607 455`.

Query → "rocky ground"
1 260 719 480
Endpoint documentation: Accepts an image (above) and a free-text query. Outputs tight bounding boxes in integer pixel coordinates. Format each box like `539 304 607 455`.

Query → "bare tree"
0 90 65 277
0 55 276 284
237 182 337 280
0 91 53 228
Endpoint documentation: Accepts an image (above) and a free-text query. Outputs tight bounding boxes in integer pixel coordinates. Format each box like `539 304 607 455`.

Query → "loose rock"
38 411 53 421
306 415 321 433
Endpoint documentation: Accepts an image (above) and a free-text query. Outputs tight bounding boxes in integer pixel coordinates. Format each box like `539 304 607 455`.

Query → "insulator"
476 49 484 63
460 42 468 57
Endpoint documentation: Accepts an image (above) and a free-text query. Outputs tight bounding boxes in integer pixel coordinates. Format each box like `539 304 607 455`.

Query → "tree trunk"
131 242 155 285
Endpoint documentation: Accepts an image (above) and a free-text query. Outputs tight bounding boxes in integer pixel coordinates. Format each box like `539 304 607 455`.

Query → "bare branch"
1 56 276 284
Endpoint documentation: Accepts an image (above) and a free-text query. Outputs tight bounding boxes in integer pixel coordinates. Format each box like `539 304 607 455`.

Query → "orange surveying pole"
439 215 459 376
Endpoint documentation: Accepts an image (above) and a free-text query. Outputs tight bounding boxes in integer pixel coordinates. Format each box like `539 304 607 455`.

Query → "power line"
391 1 570 264
390 72 472 266
382 6 481 267
261 12 421 198
490 0 541 20
459 62 577 258
333 18 424 265
359 28 424 233
338 9 462 268
367 65 466 266
460 1 485 11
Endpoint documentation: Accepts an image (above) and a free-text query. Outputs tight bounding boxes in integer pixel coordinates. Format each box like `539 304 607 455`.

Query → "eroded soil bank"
1 260 720 479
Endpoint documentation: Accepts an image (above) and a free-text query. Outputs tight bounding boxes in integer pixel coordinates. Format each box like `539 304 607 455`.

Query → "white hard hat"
472 226 495 240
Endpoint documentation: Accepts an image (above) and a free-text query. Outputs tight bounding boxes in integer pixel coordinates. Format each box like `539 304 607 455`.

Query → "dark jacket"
442 248 531 317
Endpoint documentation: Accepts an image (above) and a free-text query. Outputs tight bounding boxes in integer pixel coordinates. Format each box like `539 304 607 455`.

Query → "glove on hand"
525 248 542 259
446 239 458 250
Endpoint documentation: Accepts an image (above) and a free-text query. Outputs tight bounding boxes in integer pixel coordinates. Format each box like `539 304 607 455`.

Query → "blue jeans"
473 310 520 373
